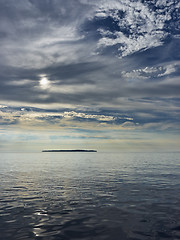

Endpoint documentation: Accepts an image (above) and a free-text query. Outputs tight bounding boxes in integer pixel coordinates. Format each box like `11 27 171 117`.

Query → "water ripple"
0 152 180 239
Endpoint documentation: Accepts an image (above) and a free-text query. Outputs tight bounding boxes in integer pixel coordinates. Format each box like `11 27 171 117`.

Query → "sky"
0 0 180 152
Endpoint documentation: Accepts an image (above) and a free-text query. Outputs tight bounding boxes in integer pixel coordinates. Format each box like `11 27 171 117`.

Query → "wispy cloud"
122 62 180 80
88 0 179 57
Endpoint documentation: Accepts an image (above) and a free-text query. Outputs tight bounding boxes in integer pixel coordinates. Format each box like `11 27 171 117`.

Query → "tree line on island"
42 149 97 152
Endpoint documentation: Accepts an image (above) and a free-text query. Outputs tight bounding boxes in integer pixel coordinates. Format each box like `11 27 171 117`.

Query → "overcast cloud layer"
0 0 180 151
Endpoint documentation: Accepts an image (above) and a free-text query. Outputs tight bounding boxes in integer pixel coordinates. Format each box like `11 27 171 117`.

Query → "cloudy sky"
0 0 180 152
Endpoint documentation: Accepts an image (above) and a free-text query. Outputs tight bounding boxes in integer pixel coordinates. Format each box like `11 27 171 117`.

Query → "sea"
0 152 180 240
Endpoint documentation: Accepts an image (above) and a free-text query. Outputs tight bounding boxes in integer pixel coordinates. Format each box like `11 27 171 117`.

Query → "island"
42 149 97 152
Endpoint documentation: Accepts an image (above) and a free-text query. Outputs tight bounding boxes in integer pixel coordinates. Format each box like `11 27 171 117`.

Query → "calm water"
0 152 180 240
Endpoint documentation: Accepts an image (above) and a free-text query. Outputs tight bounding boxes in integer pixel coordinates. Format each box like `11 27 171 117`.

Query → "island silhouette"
42 149 97 152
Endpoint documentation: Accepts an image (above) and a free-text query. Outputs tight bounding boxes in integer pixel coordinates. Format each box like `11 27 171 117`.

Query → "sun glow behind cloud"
39 76 50 89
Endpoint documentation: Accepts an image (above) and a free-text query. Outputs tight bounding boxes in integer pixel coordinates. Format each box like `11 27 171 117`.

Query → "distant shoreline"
42 150 97 152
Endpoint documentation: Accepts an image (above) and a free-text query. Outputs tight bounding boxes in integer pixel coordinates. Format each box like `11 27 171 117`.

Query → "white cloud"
48 83 95 94
121 121 137 129
0 105 7 108
90 0 177 57
0 108 135 129
63 111 116 121
122 62 179 80
157 64 177 77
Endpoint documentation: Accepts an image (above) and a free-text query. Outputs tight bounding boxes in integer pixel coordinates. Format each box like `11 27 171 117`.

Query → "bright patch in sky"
40 76 50 89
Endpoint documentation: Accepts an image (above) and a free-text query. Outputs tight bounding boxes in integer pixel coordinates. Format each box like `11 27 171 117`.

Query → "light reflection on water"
0 152 180 239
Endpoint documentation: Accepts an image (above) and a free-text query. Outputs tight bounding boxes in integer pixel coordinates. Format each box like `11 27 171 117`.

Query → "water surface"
0 152 180 239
